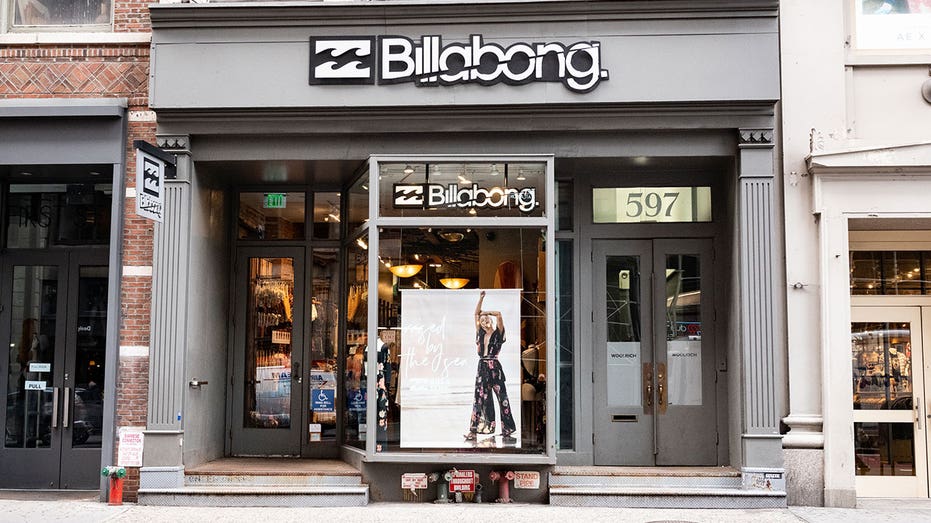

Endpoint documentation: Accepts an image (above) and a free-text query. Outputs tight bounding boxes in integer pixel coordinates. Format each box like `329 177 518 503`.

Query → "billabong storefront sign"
310 34 609 93
394 183 538 213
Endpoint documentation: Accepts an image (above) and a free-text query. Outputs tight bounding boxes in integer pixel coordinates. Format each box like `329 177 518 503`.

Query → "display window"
850 250 931 295
854 0 931 50
343 157 555 460
6 183 112 248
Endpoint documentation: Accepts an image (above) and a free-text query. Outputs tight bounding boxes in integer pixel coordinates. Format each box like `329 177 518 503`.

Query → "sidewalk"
2 494 931 523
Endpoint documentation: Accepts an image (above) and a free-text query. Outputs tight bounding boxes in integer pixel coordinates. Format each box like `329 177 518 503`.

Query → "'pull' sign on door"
133 141 177 223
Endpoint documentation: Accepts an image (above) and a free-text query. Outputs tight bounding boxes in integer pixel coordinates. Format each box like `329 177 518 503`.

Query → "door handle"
916 397 923 431
51 387 59 429
657 362 667 414
63 387 70 428
293 361 302 384
643 362 653 414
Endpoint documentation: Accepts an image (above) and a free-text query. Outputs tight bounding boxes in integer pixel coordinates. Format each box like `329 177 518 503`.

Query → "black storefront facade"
140 0 786 506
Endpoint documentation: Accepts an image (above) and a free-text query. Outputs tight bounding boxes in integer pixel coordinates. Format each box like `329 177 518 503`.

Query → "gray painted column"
737 128 786 490
140 134 192 489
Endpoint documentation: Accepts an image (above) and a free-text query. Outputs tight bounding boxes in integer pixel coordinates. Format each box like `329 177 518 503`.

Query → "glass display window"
238 192 306 240
850 251 931 295
6 183 112 248
343 156 554 461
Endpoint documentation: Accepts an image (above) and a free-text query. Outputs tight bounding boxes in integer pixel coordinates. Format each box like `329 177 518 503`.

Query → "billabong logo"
394 183 538 213
309 37 376 85
310 34 609 93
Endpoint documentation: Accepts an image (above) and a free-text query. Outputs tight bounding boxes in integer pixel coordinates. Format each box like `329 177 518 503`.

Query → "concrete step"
547 467 785 509
137 485 369 507
184 473 362 487
548 486 786 509
549 474 742 489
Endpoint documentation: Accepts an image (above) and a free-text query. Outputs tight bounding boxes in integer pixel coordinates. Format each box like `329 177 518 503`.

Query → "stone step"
185 473 362 487
138 485 369 507
548 486 787 509
548 473 742 489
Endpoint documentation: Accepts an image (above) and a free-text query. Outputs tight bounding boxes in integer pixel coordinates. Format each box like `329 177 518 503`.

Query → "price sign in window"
592 186 712 224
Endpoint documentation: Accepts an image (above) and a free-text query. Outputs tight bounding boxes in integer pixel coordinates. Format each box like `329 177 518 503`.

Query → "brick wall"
1 5 154 501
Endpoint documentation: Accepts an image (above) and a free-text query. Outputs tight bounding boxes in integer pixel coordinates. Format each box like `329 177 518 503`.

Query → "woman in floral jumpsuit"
465 290 517 441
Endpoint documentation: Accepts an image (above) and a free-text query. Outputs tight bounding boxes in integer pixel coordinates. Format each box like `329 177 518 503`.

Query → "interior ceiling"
849 218 931 231
0 164 112 183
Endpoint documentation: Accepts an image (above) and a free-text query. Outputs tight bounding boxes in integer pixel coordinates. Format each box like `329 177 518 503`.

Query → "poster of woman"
399 289 521 448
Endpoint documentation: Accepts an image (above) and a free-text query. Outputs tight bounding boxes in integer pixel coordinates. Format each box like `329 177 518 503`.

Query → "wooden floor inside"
185 458 359 476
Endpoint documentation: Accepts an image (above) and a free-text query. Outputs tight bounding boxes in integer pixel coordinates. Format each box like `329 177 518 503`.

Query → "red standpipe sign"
448 470 476 493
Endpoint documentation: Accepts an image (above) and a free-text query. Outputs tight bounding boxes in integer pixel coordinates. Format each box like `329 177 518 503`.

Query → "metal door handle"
293 361 301 384
63 387 71 428
917 397 923 430
51 387 59 429
643 363 653 414
657 362 668 414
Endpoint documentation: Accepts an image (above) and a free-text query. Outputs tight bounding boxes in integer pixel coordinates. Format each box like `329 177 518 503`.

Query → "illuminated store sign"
394 183 538 213
310 35 609 93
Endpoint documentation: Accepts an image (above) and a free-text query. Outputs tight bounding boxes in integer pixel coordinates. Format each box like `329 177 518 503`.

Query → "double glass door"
852 306 931 497
592 239 717 466
0 250 108 488
231 247 340 456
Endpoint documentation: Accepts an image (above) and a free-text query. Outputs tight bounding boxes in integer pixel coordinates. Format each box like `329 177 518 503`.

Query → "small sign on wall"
29 363 51 373
117 429 144 467
24 381 46 391
513 471 541 489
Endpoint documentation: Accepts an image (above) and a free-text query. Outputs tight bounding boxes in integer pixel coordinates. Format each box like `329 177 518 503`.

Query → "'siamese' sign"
117 429 144 467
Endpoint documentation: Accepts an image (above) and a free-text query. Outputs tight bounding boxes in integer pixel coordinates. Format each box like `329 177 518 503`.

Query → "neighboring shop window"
8 0 111 28
850 251 931 295
6 184 111 248
344 233 369 449
374 226 547 454
854 0 931 50
852 322 916 476
238 192 305 240
556 239 574 450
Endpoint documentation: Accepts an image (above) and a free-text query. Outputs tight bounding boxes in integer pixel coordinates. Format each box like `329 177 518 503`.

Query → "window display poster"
400 289 521 448
667 339 702 406
857 0 931 49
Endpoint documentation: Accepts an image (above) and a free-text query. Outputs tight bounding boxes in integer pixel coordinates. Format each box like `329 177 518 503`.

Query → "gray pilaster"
737 128 785 473
142 135 191 476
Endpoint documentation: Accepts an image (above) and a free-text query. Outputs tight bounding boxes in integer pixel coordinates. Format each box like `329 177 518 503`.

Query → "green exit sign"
264 193 287 209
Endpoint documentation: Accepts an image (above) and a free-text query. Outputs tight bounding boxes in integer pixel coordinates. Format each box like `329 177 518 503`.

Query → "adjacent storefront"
141 0 783 502
0 100 125 490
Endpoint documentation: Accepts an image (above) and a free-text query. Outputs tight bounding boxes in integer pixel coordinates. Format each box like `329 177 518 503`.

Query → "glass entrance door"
232 249 305 455
851 306 930 498
0 251 108 488
592 239 717 466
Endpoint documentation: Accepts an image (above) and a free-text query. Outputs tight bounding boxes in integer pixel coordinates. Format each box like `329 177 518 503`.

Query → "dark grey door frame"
0 248 108 488
591 238 717 466
231 246 306 456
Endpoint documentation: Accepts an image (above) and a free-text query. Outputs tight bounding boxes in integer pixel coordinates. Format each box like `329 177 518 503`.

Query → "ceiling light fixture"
403 164 415 175
440 277 470 289
387 229 422 278
490 164 501 176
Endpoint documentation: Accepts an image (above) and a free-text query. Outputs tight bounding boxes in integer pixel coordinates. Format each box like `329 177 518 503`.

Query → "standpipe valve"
488 470 515 503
